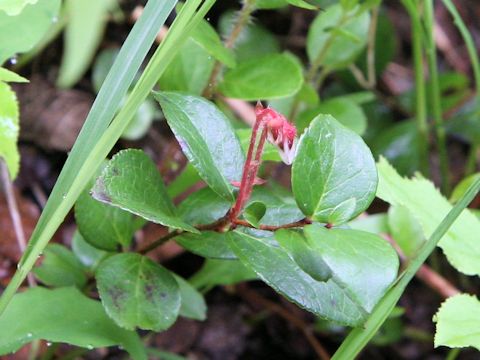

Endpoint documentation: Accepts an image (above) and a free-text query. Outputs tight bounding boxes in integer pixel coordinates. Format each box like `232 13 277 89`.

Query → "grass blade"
332 177 480 359
0 0 178 314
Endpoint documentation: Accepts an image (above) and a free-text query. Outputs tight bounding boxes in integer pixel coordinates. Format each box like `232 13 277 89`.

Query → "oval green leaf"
190 20 235 68
174 274 207 321
297 96 367 135
176 231 236 260
75 178 144 251
92 149 197 233
304 225 399 313
307 4 370 69
227 231 367 326
71 231 109 271
292 115 378 224
218 53 304 100
33 244 87 288
243 201 267 228
155 92 244 201
96 253 181 331
158 38 214 95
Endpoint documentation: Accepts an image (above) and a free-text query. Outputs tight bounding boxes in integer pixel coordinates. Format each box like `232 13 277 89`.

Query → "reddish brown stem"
232 218 311 231
230 118 267 221
243 126 268 207
384 234 459 299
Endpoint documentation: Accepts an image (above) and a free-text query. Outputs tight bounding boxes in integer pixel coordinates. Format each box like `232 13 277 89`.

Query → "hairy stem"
289 11 349 120
0 160 36 287
348 6 379 89
139 217 312 254
230 116 266 220
203 0 256 98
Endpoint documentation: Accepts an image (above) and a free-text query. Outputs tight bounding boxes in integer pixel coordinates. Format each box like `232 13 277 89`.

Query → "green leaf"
71 231 109 270
33 244 87 288
189 259 257 290
279 225 398 308
122 98 157 141
249 186 305 227
0 287 146 359
166 163 202 199
0 0 38 16
228 231 367 326
96 253 181 331
0 0 61 64
292 115 378 224
348 213 389 234
92 149 197 233
218 11 280 63
285 0 317 9
256 0 288 9
0 67 28 83
176 187 234 259
243 201 267 228
57 0 117 88
176 232 235 260
446 98 480 146
377 157 480 275
388 205 425 258
304 225 399 313
190 20 235 68
434 294 480 350
297 97 367 135
0 82 20 178
276 229 332 282
91 48 119 93
75 171 144 251
218 53 304 100
178 187 230 225
451 173 480 204
91 49 158 140
155 92 244 201
307 4 370 69
372 120 421 176
158 38 214 95
174 275 207 321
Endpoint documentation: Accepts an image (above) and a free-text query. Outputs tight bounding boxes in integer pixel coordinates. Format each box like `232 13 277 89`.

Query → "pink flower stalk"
255 102 297 165
229 102 297 223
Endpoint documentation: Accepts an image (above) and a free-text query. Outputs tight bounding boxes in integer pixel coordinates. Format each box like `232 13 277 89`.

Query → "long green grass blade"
0 0 179 314
332 177 480 359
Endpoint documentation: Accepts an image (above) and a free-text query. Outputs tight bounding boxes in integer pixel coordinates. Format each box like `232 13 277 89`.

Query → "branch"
383 234 459 299
202 0 257 98
232 218 312 231
0 160 36 286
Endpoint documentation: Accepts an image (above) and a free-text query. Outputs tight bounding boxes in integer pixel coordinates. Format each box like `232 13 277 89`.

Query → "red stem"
230 118 266 220
243 126 268 204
